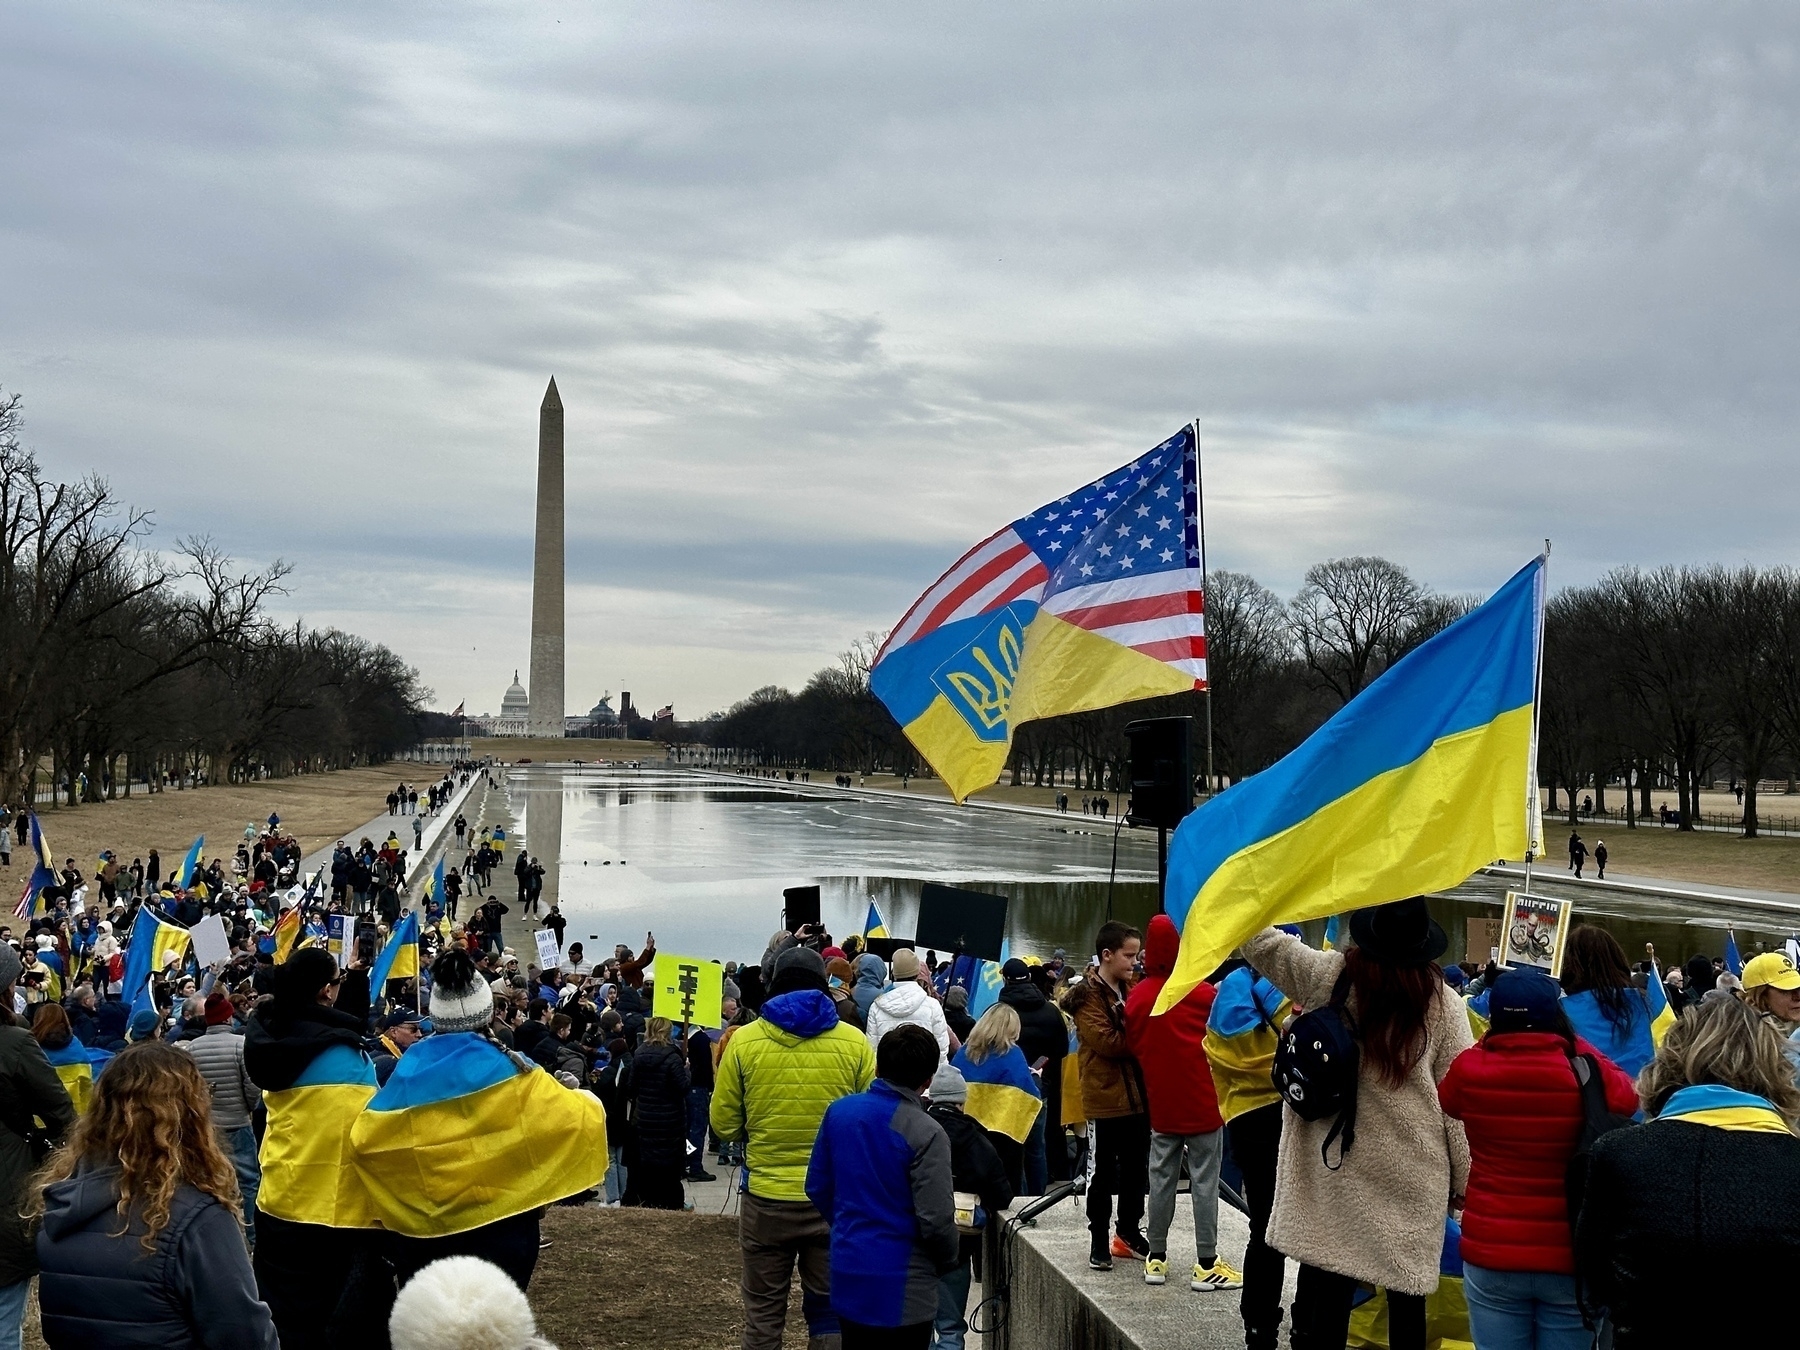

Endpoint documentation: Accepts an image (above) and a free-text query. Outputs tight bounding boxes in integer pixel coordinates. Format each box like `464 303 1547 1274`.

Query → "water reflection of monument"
519 770 562 917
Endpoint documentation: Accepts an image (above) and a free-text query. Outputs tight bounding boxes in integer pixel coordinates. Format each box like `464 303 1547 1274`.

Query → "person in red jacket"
1438 966 1637 1350
1124 914 1242 1293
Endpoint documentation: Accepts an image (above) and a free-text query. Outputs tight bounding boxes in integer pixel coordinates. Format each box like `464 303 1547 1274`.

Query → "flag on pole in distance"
119 911 191 1017
871 426 1206 803
1644 953 1677 1046
174 835 204 890
371 911 421 992
13 815 57 919
270 905 304 964
1322 914 1342 951
864 900 888 940
1157 555 1547 1015
1725 930 1744 978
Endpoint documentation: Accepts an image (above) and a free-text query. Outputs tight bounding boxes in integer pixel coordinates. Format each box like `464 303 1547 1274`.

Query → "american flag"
877 426 1205 685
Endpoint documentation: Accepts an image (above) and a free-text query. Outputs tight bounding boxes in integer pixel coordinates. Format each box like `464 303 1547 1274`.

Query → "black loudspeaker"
1126 716 1194 830
915 883 1008 963
782 885 821 931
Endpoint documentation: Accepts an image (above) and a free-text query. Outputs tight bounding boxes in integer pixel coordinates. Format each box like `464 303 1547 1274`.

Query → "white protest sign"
189 913 232 968
534 928 563 970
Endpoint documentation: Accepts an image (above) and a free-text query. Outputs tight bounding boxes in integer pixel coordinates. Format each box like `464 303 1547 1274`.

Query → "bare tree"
1289 556 1431 705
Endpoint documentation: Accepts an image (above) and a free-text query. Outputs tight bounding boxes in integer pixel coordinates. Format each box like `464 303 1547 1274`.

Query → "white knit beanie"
429 947 495 1033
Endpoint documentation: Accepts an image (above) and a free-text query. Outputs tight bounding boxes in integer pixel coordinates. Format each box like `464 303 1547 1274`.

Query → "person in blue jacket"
806 1022 960 1348
1559 926 1655 1078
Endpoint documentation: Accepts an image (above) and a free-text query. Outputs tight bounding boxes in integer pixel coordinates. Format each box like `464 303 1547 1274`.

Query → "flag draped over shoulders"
871 428 1206 802
349 1033 607 1237
952 1043 1042 1144
1158 556 1545 1014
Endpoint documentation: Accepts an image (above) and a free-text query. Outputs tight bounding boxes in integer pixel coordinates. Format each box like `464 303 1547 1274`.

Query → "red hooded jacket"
1123 914 1221 1135
1438 1030 1638 1273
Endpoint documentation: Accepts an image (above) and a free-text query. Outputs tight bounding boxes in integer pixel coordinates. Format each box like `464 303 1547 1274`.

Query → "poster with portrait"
1497 892 1572 978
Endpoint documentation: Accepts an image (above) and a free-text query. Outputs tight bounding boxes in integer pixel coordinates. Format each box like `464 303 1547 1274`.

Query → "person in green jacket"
712 945 875 1350
0 942 77 1350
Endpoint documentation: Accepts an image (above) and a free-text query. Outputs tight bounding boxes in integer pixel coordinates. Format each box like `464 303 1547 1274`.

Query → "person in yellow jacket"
244 948 379 1350
712 945 875 1350
1203 947 1295 1350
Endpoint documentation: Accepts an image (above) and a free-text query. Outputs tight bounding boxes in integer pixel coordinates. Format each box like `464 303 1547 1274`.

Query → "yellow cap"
1742 951 1800 991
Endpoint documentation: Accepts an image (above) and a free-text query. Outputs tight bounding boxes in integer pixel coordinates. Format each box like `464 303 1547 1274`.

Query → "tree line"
0 389 428 811
696 554 1800 837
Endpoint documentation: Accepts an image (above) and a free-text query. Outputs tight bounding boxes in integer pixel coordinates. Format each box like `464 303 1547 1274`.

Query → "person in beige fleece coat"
1243 897 1472 1350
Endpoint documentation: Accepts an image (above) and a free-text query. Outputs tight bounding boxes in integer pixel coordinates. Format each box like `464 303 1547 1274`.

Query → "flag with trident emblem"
871 427 1207 801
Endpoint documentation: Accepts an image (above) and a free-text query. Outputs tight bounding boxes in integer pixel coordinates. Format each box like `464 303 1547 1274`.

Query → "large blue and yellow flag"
257 1044 380 1228
951 1043 1043 1143
349 1033 607 1237
1158 556 1546 1013
371 910 421 992
42 1039 113 1115
117 910 191 1017
12 815 58 920
872 428 1207 801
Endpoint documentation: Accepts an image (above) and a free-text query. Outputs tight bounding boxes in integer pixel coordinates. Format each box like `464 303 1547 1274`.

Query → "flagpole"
1523 539 1551 898
1193 417 1215 797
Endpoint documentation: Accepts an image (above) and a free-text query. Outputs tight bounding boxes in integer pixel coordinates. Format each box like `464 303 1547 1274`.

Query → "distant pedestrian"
1594 839 1607 880
1571 835 1588 879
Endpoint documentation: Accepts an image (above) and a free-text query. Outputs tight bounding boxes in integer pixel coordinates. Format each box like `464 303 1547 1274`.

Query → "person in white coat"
865 948 951 1059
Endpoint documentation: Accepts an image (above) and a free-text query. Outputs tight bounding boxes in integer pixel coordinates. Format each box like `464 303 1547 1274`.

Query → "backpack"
1272 969 1360 1169
1563 1048 1634 1224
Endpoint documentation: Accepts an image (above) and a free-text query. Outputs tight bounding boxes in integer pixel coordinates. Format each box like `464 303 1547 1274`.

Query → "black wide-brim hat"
1349 896 1448 966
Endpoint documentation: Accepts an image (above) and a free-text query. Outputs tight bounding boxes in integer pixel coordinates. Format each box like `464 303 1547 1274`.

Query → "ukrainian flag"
1157 556 1545 1014
258 1044 380 1228
966 939 1010 1019
1202 966 1290 1123
349 1033 607 1237
1644 955 1677 1046
1322 914 1343 951
1657 1083 1790 1133
117 911 190 1017
174 835 204 890
951 1043 1042 1143
872 428 1207 803
371 910 420 993
864 900 888 941
42 1039 112 1115
1726 930 1744 978
270 904 304 964
14 815 57 919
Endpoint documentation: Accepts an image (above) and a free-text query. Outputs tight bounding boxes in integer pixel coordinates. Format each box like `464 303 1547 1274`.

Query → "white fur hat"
389 1256 554 1350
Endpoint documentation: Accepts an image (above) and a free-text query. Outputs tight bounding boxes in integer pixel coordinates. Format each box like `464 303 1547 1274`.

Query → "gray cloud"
4 1 1796 715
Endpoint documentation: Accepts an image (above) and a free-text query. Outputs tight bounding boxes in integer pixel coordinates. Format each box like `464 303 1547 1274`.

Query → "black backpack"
1563 1048 1634 1224
1272 970 1360 1169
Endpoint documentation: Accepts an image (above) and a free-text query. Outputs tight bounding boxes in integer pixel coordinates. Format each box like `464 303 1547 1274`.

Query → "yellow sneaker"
1192 1258 1243 1292
1143 1257 1168 1286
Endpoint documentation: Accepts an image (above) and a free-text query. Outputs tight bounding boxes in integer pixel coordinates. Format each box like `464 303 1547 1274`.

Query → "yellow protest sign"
651 952 724 1028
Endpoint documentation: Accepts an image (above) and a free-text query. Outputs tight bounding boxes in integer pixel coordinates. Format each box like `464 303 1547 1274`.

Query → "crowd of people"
8 789 1800 1350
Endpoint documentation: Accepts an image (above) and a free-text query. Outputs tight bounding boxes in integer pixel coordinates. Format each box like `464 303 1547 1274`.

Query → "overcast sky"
4 3 1795 718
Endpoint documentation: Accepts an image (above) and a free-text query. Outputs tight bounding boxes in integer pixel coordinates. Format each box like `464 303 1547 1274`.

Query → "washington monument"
528 376 564 739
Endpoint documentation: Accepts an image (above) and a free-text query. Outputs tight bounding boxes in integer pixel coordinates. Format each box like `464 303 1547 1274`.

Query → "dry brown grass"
0 764 406 897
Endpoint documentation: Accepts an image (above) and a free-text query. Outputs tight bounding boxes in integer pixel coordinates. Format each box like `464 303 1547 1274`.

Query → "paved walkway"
298 771 487 897
1481 863 1800 914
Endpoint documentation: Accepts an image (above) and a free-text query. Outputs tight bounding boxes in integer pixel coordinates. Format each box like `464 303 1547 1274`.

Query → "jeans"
686 1086 713 1175
932 1255 973 1348
604 1145 627 1203
0 1279 28 1350
227 1124 262 1242
1147 1128 1224 1264
1086 1113 1150 1245
1462 1263 1589 1350
1022 1110 1049 1196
